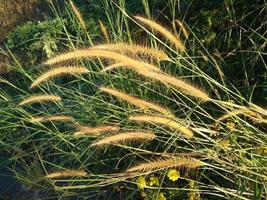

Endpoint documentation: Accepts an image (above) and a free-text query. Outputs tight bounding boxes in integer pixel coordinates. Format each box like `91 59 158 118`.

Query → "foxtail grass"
175 20 189 39
91 131 155 147
217 108 262 122
90 42 169 61
129 115 193 139
69 0 86 30
126 157 204 173
29 115 74 123
18 94 61 106
45 169 87 179
145 71 210 102
100 86 174 117
74 125 120 137
44 49 160 73
98 20 110 42
30 66 89 88
135 16 185 51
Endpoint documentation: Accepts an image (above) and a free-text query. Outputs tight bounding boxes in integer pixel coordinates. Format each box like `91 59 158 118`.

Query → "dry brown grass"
18 94 61 106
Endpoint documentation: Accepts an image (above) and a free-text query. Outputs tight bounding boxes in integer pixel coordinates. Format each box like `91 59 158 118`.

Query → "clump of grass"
18 94 61 106
74 125 120 137
91 131 156 147
100 86 174 117
126 157 204 173
129 115 193 139
30 66 89 88
135 16 185 51
45 169 87 179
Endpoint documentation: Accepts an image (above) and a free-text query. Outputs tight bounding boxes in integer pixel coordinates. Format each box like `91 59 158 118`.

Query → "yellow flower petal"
149 176 160 186
136 176 147 190
167 169 180 182
156 192 166 200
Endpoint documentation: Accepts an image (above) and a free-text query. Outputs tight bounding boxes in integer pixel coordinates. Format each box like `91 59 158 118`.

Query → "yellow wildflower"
189 180 195 188
156 192 166 200
149 176 159 186
167 169 180 182
218 139 230 149
136 176 147 190
188 191 200 200
226 121 236 130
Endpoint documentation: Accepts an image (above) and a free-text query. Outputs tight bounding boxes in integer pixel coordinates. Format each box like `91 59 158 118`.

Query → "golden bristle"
98 20 110 42
91 131 155 147
145 71 210 102
30 66 89 88
74 125 120 137
69 0 86 30
29 115 74 123
44 49 160 73
101 62 125 72
217 108 263 122
100 86 174 117
129 115 193 139
135 16 185 51
126 157 204 173
18 94 61 106
45 169 87 179
175 20 189 39
91 42 169 61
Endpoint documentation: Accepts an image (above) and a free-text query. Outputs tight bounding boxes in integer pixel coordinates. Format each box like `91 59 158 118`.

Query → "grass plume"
29 115 74 123
18 94 61 106
129 115 193 138
175 20 189 39
126 157 204 173
30 66 89 88
135 16 185 51
217 108 263 122
91 131 156 147
44 49 160 73
91 42 169 61
98 20 110 42
45 169 87 179
100 86 174 117
146 71 210 102
74 125 120 137
69 0 86 30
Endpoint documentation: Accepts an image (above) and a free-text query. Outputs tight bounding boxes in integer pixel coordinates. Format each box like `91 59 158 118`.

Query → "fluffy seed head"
44 49 160 73
98 20 110 42
69 0 86 30
74 125 120 137
18 94 61 106
100 86 174 117
30 66 89 88
145 71 210 102
129 115 193 139
91 131 156 147
45 169 87 179
91 42 169 61
126 157 204 173
135 16 185 51
29 115 74 123
175 20 189 39
217 108 263 122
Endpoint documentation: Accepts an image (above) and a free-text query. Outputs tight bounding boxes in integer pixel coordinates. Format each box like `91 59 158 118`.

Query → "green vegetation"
0 0 266 199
